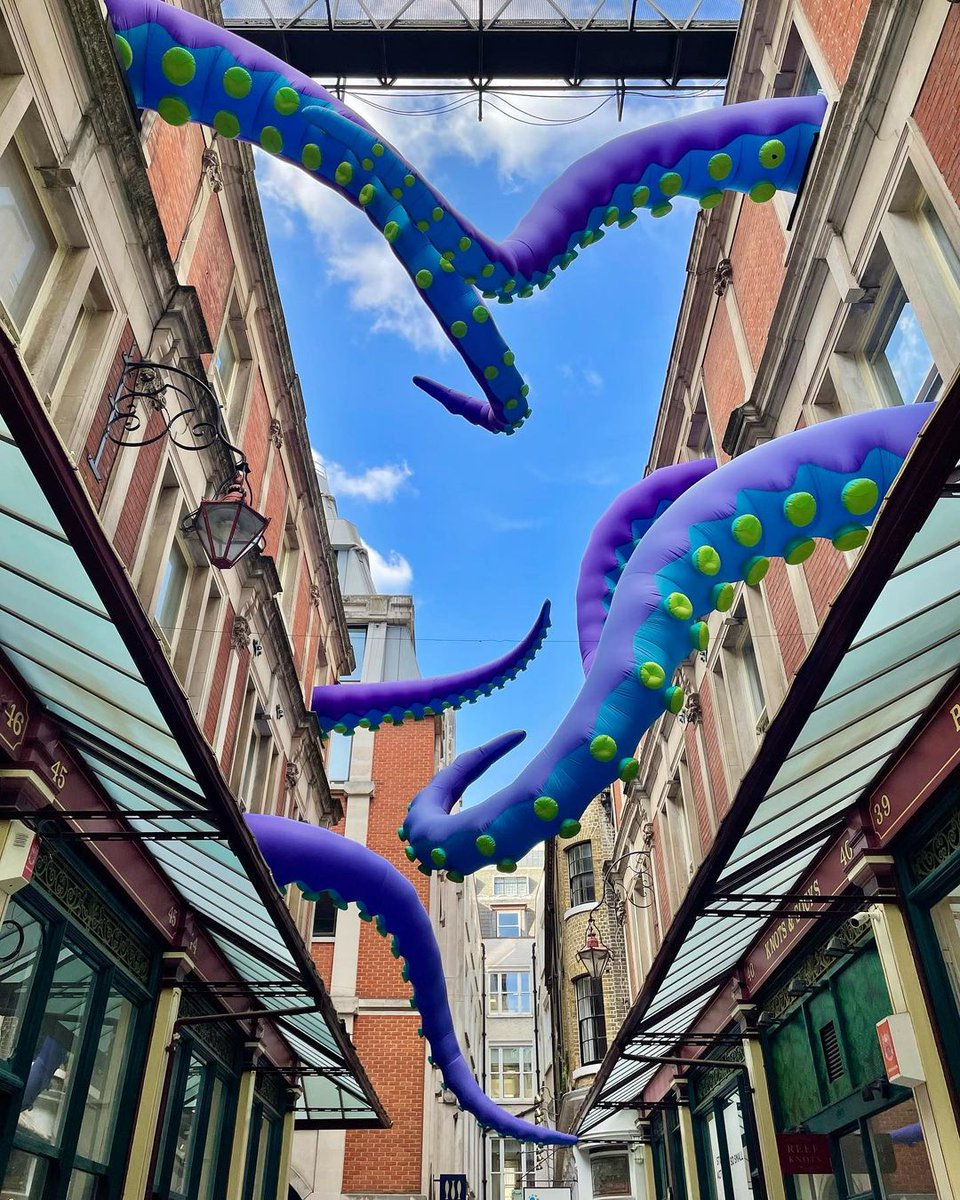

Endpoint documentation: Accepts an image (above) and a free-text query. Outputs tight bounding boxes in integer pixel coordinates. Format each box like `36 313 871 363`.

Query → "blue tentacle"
402 405 934 876
246 814 576 1145
105 0 826 433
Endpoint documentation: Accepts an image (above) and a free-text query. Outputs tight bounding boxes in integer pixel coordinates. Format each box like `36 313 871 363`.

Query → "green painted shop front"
759 930 937 1200
0 841 289 1200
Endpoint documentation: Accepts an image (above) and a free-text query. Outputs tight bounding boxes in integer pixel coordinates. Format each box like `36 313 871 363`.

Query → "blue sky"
256 88 710 802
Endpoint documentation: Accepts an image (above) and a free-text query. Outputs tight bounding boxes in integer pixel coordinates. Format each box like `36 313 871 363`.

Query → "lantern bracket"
87 354 249 484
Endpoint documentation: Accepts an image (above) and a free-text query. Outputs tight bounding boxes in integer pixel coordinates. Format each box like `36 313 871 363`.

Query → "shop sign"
877 1014 925 1088
741 826 853 992
776 1132 832 1173
440 1177 468 1200
0 663 30 757
866 684 960 845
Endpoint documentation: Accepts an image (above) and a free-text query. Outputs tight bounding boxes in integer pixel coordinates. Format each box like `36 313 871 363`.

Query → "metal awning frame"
578 373 960 1131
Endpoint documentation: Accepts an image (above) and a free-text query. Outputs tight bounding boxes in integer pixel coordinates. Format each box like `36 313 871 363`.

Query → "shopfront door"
790 1096 937 1200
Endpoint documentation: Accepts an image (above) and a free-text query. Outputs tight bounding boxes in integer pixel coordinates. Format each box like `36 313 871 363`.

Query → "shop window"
489 1046 534 1100
0 135 57 332
493 876 530 898
311 893 338 940
591 1152 631 1198
490 1137 536 1200
487 971 531 1015
496 910 522 938
566 842 596 908
0 891 148 1193
242 1102 282 1200
341 627 367 682
154 1037 235 1200
575 975 607 1065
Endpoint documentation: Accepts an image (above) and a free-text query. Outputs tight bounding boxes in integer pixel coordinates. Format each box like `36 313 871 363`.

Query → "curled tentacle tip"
412 376 513 434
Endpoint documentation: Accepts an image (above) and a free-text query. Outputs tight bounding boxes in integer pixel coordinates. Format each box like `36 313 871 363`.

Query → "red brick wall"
261 457 289 560
146 121 206 262
341 718 438 1191
310 941 334 985
220 656 250 778
113 436 165 569
764 560 807 680
729 204 787 369
698 684 730 817
187 198 233 355
703 303 746 459
684 727 712 853
914 8 960 205
244 374 273 509
80 326 137 509
798 0 870 87
342 1016 425 1194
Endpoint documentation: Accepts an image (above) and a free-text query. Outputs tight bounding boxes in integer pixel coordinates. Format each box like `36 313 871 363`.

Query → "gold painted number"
50 761 68 791
4 703 25 737
873 793 891 828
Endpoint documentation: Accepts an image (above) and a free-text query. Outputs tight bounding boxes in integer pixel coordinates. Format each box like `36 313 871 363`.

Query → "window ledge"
572 1064 600 1083
563 902 598 920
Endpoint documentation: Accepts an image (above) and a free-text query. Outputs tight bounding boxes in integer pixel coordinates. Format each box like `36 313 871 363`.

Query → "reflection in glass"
76 989 136 1163
838 1129 871 1197
16 942 95 1146
196 1075 227 1200
65 1170 97 1200
0 902 44 1064
0 1149 48 1198
722 1094 753 1199
867 1098 937 1199
170 1055 206 1194
248 1113 271 1200
0 139 58 329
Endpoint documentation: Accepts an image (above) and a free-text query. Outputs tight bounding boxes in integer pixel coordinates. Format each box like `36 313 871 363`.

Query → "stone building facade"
293 473 484 1200
577 3 960 1200
0 0 383 1194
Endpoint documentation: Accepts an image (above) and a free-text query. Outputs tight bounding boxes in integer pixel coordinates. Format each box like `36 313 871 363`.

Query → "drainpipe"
532 942 542 1096
481 940 488 1200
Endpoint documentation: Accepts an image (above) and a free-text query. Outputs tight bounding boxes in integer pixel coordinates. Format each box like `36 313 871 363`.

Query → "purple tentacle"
576 459 716 672
312 602 550 735
246 814 575 1145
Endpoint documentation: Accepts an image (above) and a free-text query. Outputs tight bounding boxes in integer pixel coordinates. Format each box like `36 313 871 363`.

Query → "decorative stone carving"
232 616 252 652
269 418 284 449
310 583 322 609
201 146 223 193
714 257 733 298
678 691 702 727
285 762 301 790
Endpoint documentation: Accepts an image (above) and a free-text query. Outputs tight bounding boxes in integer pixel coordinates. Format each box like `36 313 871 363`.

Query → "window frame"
495 909 523 939
0 886 153 1195
566 841 597 909
487 971 532 1016
488 1045 535 1101
575 973 608 1066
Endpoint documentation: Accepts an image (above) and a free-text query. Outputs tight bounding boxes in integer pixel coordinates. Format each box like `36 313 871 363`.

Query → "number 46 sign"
1 679 30 757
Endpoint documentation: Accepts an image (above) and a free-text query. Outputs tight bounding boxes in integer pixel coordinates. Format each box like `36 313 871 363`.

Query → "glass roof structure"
579 392 960 1134
220 0 741 87
0 408 385 1129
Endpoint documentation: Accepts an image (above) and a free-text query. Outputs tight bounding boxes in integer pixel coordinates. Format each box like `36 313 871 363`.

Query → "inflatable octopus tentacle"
104 0 826 433
312 601 551 736
576 459 716 673
245 814 576 1145
402 405 934 877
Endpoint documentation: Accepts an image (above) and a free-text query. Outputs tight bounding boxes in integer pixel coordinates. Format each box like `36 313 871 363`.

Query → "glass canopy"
580 421 960 1134
0 413 383 1129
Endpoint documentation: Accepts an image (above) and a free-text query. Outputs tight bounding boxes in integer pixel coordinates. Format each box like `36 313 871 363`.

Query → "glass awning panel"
582 446 960 1126
0 418 382 1126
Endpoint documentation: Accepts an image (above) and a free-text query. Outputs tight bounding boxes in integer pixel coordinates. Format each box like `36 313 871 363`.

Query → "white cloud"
560 362 605 391
363 541 414 592
255 87 717 353
317 455 413 503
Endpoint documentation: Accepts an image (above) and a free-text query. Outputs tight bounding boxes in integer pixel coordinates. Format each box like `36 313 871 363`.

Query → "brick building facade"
0 0 385 1193
576 3 960 1200
293 474 484 1200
